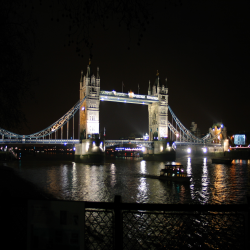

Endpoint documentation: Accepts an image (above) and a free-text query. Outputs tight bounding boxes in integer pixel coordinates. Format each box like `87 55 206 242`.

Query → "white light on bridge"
143 133 149 141
187 148 191 154
203 147 207 153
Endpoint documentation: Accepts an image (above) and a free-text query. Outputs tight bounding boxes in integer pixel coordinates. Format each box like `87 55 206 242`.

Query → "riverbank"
0 163 57 249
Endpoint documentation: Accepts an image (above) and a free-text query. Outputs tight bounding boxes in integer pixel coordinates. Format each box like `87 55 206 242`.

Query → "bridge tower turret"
148 71 168 141
79 61 100 139
148 80 151 95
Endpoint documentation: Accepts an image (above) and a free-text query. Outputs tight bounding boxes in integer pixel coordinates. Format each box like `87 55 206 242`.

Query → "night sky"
18 1 250 139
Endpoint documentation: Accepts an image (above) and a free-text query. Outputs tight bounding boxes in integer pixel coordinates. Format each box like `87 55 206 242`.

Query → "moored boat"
159 164 191 182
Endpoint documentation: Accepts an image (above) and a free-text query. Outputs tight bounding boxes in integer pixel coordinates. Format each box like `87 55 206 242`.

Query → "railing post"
114 195 123 250
246 196 249 249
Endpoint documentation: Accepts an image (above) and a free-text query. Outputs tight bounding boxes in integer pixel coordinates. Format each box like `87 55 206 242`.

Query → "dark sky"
18 0 250 139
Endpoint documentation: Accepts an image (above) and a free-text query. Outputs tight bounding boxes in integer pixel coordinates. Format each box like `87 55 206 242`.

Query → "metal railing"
84 196 249 250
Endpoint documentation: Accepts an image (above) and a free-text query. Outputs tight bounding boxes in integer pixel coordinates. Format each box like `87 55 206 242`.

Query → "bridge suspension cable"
0 97 86 139
168 105 202 142
168 105 222 143
1 97 223 144
0 128 20 139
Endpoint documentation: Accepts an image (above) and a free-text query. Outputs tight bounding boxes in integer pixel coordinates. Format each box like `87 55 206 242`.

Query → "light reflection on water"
10 156 250 204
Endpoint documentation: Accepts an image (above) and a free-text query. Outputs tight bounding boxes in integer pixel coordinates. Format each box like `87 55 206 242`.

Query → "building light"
129 91 134 98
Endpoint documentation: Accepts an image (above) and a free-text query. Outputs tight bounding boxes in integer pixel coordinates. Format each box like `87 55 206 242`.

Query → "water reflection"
212 164 228 203
140 160 146 174
9 156 249 204
186 157 192 176
199 158 209 204
233 159 248 165
137 177 148 203
186 157 195 201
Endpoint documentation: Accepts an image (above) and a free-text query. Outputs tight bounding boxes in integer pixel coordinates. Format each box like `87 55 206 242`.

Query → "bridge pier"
143 140 176 161
75 139 105 163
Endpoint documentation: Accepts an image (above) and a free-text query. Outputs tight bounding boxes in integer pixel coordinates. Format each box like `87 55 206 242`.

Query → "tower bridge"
0 63 229 162
78 65 168 141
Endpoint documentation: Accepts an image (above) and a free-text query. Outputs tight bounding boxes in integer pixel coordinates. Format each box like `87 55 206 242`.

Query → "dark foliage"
0 0 36 130
44 0 155 58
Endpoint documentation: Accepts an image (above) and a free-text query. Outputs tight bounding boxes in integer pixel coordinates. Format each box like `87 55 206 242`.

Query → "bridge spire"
97 67 100 79
148 80 151 95
80 70 83 87
86 59 91 78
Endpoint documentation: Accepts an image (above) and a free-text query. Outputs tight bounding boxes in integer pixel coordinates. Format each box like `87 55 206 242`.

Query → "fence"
84 195 249 250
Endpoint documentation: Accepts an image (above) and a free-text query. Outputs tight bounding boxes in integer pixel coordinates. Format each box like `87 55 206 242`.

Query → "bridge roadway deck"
0 139 80 144
174 141 222 147
0 139 153 146
105 140 153 147
0 139 222 148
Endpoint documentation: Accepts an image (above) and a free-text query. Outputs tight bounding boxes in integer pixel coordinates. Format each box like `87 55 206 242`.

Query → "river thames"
7 154 250 205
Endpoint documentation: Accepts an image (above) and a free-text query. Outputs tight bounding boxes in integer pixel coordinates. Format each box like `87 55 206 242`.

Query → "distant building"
209 123 227 143
190 122 201 138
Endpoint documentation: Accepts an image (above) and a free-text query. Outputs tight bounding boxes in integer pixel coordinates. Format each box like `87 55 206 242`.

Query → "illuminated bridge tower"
75 63 104 163
79 63 100 139
148 71 168 141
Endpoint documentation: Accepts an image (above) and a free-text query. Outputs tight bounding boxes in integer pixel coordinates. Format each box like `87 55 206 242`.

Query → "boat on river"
159 165 191 182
